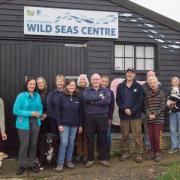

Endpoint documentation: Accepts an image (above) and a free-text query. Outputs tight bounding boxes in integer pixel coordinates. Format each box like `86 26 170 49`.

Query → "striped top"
144 89 166 124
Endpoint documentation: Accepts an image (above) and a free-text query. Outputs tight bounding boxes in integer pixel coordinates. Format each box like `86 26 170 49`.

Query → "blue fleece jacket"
116 80 144 120
56 92 82 127
83 87 111 117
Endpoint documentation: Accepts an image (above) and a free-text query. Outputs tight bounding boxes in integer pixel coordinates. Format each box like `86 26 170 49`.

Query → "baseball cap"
126 67 136 73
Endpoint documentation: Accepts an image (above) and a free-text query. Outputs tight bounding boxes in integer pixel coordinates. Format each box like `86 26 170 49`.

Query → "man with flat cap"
116 67 144 163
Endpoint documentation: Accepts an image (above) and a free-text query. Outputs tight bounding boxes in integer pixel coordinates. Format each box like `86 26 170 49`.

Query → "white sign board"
24 6 118 39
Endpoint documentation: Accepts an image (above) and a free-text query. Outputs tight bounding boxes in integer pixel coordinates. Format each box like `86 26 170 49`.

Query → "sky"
130 0 180 23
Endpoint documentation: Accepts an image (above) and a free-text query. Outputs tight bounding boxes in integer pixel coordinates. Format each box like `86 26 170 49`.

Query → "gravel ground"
0 151 179 180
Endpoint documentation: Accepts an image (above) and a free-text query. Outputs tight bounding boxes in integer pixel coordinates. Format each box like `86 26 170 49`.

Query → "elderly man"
83 73 111 168
144 77 166 162
116 67 144 163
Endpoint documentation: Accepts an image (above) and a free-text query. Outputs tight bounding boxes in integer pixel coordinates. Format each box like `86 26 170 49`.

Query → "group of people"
0 68 180 176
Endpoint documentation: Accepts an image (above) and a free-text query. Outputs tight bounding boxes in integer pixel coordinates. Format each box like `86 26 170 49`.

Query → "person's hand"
170 102 176 108
149 114 156 120
108 119 112 125
40 113 47 121
58 125 64 132
32 112 40 118
1 133 7 140
125 109 132 116
78 127 83 134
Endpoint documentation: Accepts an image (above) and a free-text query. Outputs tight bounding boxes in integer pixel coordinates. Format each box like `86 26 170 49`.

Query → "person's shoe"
146 152 155 160
66 161 74 169
85 161 95 168
76 155 82 162
29 166 39 173
120 152 130 161
54 165 64 172
99 160 110 167
135 155 143 163
154 152 161 162
16 167 25 175
168 148 178 154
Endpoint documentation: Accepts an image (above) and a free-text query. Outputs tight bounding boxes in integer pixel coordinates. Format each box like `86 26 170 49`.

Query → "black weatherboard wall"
0 0 179 151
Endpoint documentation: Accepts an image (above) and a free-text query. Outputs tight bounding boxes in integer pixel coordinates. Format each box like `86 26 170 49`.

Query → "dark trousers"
18 118 40 168
85 116 108 161
148 124 164 153
48 118 58 135
76 132 88 157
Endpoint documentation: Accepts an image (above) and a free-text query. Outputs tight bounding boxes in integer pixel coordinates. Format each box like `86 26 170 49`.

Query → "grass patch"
157 161 180 180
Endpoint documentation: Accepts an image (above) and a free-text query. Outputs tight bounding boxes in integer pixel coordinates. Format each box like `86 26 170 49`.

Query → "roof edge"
110 0 180 32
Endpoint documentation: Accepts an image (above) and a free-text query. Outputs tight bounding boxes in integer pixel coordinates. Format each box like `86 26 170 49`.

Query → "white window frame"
114 44 155 71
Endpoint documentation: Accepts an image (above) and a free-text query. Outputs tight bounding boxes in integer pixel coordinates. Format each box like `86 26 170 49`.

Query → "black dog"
38 133 59 170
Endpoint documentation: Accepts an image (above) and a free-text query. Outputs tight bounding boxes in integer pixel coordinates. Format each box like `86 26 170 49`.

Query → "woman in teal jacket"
13 77 43 175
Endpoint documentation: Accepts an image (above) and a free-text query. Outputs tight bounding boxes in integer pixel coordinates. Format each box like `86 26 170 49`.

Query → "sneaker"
168 148 178 154
54 165 64 172
135 155 143 163
85 161 95 168
66 161 74 169
99 160 110 167
16 167 25 175
154 152 161 162
120 152 130 161
30 166 39 173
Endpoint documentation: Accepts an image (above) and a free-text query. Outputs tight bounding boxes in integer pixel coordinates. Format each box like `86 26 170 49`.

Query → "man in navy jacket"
116 68 144 163
83 73 111 168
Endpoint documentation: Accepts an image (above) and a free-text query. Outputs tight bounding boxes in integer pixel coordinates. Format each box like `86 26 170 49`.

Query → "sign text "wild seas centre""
26 23 117 37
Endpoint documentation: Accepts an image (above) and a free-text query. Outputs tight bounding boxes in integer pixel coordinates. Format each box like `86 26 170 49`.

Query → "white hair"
77 74 89 87
147 76 158 86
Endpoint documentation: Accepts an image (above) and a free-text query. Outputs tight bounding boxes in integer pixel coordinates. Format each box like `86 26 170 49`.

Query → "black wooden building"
0 0 180 151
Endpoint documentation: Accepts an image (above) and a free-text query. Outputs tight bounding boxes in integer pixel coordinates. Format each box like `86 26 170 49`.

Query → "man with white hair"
83 73 111 168
144 76 166 162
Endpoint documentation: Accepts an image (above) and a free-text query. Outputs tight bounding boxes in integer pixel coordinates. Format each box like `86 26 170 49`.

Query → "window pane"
125 45 134 57
136 58 145 70
145 47 154 58
136 46 144 58
115 58 124 70
145 59 154 70
115 45 124 57
125 58 134 70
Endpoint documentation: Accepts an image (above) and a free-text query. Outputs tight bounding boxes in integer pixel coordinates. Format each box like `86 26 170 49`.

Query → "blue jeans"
58 126 77 165
170 112 180 149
